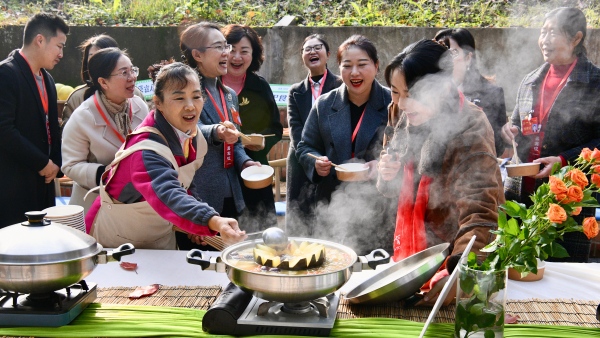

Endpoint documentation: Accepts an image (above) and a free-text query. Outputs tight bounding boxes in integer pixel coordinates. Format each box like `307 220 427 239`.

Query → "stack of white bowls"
41 205 85 232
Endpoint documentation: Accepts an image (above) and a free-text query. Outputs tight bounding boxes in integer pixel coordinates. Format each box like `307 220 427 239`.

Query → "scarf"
99 91 131 139
393 161 432 261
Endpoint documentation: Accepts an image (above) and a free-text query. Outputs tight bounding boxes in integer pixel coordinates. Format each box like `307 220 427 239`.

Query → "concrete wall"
2 25 600 111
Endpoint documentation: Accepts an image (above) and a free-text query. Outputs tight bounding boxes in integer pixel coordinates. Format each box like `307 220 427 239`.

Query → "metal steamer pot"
0 212 135 294
187 237 390 303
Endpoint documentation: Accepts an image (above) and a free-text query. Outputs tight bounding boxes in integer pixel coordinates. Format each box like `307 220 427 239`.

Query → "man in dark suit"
0 13 69 228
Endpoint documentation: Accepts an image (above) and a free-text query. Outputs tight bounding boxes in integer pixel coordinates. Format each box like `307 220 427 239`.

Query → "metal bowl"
187 237 389 303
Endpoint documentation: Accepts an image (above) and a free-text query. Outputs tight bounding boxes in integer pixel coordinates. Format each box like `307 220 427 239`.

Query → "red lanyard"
309 69 328 101
539 59 577 123
93 94 132 143
351 106 367 158
205 86 235 168
20 51 50 144
205 87 230 122
234 73 246 96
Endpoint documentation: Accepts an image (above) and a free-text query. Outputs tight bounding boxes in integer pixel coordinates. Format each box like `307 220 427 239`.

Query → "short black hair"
23 13 69 46
222 24 264 73
337 35 378 66
302 34 331 54
154 62 200 102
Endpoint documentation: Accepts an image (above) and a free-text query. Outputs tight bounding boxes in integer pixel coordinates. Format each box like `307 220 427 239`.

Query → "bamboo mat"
94 286 600 327
96 285 222 310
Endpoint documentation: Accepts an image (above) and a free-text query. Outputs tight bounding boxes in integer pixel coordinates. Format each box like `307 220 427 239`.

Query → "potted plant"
455 148 600 338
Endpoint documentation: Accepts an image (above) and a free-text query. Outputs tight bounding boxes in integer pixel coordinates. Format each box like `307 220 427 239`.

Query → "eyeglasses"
303 44 324 53
203 44 233 53
110 66 139 79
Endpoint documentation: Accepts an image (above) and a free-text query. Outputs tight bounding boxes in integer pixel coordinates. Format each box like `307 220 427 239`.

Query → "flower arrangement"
481 147 600 275
455 148 600 338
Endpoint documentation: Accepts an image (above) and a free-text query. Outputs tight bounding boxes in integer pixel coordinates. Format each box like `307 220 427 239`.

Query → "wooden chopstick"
512 139 520 164
172 226 226 251
305 153 347 171
218 122 252 142
262 134 276 137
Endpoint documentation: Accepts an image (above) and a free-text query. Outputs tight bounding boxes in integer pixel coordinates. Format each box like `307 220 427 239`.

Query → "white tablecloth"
87 249 600 301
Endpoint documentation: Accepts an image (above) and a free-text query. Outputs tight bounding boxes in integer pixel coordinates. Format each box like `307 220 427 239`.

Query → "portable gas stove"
0 280 97 327
203 283 340 336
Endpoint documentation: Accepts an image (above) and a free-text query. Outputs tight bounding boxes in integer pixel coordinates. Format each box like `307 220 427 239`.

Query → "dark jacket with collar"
0 50 62 228
193 79 251 214
295 80 393 254
297 80 391 202
286 71 342 228
512 55 600 165
237 72 283 164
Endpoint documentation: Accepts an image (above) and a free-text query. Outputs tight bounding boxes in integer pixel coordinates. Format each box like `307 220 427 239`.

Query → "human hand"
365 160 378 179
242 160 261 170
533 156 562 178
217 121 240 144
500 122 519 145
416 274 456 307
314 155 332 177
38 159 60 183
208 216 247 246
378 153 401 181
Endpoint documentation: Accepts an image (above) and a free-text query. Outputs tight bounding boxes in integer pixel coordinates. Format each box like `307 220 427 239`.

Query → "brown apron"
90 126 207 249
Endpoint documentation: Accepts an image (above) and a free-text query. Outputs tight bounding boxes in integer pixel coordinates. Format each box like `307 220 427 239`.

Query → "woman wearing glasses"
286 34 342 237
62 47 148 214
61 34 144 132
179 22 260 249
222 24 283 232
296 35 392 254
434 28 507 156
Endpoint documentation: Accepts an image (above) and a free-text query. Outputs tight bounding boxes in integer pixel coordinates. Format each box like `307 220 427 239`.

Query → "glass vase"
454 257 507 338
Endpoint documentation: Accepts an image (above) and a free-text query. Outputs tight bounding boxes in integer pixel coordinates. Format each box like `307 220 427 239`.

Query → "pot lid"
0 211 102 265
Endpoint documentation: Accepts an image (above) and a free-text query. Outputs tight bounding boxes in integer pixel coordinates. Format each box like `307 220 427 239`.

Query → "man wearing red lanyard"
0 13 69 228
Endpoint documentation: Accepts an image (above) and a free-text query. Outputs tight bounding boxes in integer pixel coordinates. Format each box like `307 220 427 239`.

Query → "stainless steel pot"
0 211 135 294
187 237 390 303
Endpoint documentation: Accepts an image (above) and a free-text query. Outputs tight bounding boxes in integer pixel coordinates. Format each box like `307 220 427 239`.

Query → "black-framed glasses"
203 44 233 53
110 66 139 79
303 44 324 53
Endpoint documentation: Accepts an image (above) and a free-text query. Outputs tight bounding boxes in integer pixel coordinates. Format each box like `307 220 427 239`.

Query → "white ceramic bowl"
336 163 369 182
241 165 274 189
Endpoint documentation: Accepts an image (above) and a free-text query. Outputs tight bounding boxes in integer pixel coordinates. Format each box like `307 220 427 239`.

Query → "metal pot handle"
97 243 135 264
186 249 223 272
353 249 390 272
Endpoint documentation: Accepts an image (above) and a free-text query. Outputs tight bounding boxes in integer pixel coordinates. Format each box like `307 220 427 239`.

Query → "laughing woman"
85 62 246 249
501 7 600 262
222 24 283 232
296 35 392 254
179 22 260 249
62 48 148 214
286 34 343 237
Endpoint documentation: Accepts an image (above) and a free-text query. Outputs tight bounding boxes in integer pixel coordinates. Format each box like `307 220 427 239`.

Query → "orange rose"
572 207 582 216
565 185 584 203
592 174 600 186
580 147 593 161
592 165 600 174
565 169 588 188
547 203 567 224
583 217 599 240
549 176 568 196
592 148 600 163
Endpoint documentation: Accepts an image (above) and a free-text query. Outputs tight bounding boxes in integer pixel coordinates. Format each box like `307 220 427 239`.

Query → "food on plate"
253 240 325 271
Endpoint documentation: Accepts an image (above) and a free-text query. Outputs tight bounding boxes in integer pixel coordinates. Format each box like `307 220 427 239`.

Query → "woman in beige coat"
62 48 148 213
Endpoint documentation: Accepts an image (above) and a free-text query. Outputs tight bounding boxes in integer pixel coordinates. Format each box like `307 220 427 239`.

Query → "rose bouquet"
455 148 600 338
